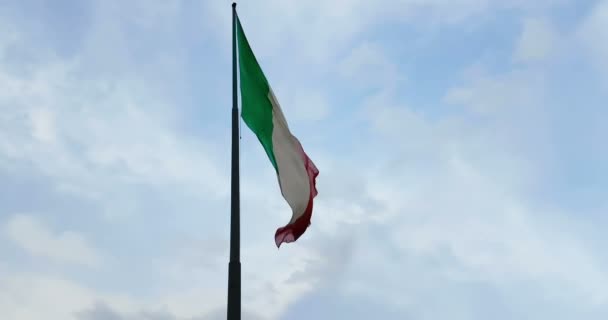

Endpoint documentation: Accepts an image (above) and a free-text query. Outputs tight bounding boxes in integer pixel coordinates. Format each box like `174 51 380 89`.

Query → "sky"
0 0 607 319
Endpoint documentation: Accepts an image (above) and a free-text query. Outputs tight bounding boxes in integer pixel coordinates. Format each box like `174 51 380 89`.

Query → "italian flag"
236 17 319 248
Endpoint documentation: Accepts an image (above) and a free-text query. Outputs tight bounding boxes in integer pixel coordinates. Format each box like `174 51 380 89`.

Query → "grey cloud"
281 288 406 320
76 303 195 320
76 302 264 320
199 308 264 320
76 303 124 320
285 228 358 286
280 241 608 320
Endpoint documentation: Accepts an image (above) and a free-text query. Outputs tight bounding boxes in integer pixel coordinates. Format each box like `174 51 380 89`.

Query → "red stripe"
274 142 319 248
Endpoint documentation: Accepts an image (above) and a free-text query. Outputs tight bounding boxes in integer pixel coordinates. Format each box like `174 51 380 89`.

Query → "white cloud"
204 0 564 67
283 142 608 317
321 52 608 311
0 234 328 320
28 107 57 143
386 160 608 304
514 18 558 63
444 67 546 115
270 87 331 122
0 22 19 60
364 89 431 139
0 271 170 320
338 42 401 89
0 273 98 320
0 46 228 220
4 214 103 268
577 0 608 77
0 263 266 320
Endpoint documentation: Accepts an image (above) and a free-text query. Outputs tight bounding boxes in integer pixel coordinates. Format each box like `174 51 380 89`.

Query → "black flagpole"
227 2 241 320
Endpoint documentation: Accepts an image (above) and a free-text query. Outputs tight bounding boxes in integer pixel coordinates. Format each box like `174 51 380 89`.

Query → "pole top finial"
232 2 236 8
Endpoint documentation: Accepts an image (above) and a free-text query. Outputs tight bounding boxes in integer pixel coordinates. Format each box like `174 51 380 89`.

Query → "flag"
236 16 319 248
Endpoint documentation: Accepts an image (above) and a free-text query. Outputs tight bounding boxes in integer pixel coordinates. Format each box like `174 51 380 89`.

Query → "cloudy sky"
1 0 607 319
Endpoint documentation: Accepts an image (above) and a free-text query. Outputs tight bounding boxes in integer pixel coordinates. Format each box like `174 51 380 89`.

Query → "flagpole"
227 2 241 320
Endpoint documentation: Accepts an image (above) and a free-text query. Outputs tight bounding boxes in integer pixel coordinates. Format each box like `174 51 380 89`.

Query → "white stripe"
269 88 311 224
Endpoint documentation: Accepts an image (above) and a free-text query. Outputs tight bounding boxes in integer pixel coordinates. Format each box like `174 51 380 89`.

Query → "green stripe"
236 16 278 171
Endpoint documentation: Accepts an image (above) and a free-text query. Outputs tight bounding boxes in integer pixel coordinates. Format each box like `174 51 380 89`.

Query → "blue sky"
0 0 607 319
